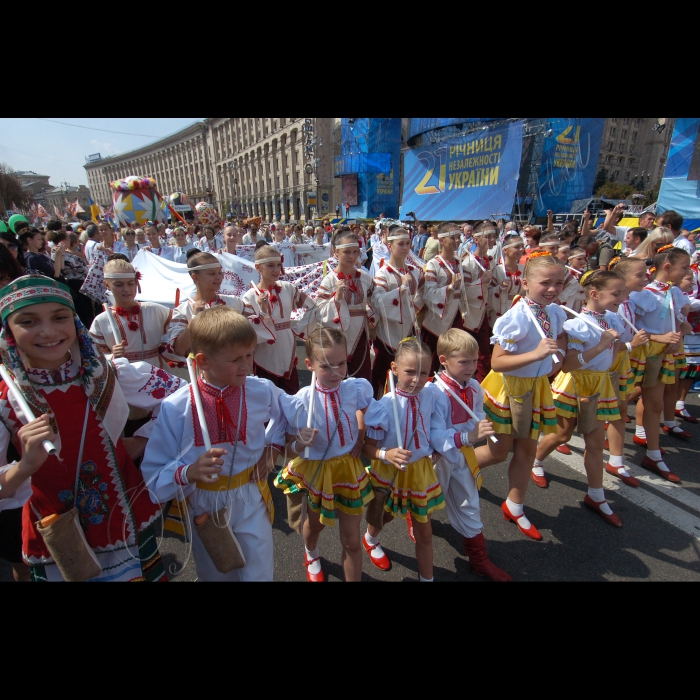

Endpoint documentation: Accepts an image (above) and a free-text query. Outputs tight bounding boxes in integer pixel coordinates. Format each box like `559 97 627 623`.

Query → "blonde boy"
434 328 512 582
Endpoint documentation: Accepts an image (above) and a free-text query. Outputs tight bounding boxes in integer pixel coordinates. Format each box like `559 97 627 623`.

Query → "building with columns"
84 118 341 223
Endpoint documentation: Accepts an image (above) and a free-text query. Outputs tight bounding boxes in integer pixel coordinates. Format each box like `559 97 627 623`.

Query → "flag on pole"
11 202 19 214
53 205 62 218
37 204 49 219
88 196 103 223
74 199 85 214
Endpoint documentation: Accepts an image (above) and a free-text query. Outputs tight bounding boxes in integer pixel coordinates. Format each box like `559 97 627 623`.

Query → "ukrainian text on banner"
534 118 605 216
401 121 523 221
658 117 700 230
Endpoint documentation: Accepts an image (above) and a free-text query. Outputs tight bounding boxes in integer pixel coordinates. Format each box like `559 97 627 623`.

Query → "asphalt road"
4 358 700 582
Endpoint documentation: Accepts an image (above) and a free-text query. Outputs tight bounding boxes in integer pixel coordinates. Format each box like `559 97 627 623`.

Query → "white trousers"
189 483 274 582
434 452 483 539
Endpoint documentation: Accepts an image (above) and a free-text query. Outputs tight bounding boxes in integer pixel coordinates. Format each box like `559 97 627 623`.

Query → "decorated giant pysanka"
110 176 168 227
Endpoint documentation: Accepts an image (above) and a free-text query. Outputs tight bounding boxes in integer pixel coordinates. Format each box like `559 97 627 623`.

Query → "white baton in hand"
521 300 559 364
0 365 57 455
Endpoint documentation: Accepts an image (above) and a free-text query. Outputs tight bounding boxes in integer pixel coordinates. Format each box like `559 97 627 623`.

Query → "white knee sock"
532 459 545 477
635 425 646 439
676 400 685 411
588 487 613 515
305 546 321 575
664 421 684 433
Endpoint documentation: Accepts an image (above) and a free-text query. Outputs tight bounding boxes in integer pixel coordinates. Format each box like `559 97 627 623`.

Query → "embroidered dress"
550 310 622 422
612 299 637 398
274 378 382 526
0 356 165 582
418 255 467 339
175 294 248 325
144 245 176 261
141 376 288 582
90 301 187 369
629 282 686 385
365 382 461 523
242 280 317 392
197 234 224 252
488 264 524 327
481 300 566 439
460 252 497 332
316 268 375 380
371 262 423 398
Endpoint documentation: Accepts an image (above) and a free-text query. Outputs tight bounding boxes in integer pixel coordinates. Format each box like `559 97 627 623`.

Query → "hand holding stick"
434 373 498 443
304 372 316 459
521 300 560 364
102 303 120 345
186 354 214 479
0 366 56 455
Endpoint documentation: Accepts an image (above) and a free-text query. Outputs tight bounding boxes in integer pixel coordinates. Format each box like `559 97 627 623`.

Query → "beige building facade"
84 118 341 223
598 117 675 189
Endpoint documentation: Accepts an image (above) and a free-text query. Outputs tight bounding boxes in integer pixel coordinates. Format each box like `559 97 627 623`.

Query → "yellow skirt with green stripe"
551 369 621 421
274 454 373 527
367 456 444 523
609 349 633 401
481 371 558 440
630 340 677 386
674 342 687 371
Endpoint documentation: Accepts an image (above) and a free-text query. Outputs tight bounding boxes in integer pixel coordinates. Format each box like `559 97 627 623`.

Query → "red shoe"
362 535 391 571
625 415 631 424
556 444 572 455
632 435 665 454
406 511 416 543
583 494 622 527
462 533 513 582
605 462 640 487
662 425 692 440
530 470 548 488
640 456 681 483
501 501 543 541
676 409 699 424
303 555 325 582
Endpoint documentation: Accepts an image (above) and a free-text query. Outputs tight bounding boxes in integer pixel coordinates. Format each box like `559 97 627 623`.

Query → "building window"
621 129 627 140
623 118 629 125
609 127 617 138
608 141 613 151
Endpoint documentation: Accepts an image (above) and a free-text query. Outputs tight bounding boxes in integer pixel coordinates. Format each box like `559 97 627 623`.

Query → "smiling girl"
0 275 166 581
242 244 317 394
477 253 568 541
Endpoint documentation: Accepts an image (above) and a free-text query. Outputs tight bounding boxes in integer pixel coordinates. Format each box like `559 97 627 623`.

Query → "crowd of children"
0 213 698 583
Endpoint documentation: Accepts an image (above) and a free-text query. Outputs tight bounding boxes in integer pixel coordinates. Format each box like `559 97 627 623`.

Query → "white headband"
540 241 559 248
502 240 524 251
255 256 282 264
568 253 586 260
387 233 410 241
474 229 497 237
335 243 360 249
104 272 137 279
189 263 222 271
559 245 571 252
438 230 460 239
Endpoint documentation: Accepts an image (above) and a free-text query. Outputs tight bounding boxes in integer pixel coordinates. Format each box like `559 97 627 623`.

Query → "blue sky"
0 118 204 189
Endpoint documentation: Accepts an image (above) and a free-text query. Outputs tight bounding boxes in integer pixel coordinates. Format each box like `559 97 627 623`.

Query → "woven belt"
274 321 291 331
124 347 159 361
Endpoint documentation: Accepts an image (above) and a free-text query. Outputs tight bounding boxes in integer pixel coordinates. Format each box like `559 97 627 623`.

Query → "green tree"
595 181 635 200
643 187 660 207
0 163 32 216
593 167 609 192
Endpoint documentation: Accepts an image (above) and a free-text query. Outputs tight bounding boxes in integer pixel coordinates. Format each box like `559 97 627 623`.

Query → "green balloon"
0 221 6 233
8 214 28 234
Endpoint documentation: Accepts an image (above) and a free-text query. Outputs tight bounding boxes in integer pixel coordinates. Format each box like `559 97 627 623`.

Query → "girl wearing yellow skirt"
274 328 383 582
605 258 651 486
476 253 568 541
535 270 632 527
362 338 465 582
629 246 691 483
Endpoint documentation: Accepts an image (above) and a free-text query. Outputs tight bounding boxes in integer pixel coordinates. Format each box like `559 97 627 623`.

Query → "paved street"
4 365 700 583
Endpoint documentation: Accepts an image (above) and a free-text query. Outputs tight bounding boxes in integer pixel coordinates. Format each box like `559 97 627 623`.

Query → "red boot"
462 533 513 582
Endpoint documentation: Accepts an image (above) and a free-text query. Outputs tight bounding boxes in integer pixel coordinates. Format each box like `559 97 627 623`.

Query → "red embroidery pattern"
190 380 247 447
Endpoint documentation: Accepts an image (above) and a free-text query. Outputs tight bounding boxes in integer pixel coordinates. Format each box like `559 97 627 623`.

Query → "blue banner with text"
534 117 605 216
400 121 522 221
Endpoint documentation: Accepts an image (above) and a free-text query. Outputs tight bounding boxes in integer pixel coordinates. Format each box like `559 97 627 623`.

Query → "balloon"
8 214 28 234
0 221 6 233
195 201 219 227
